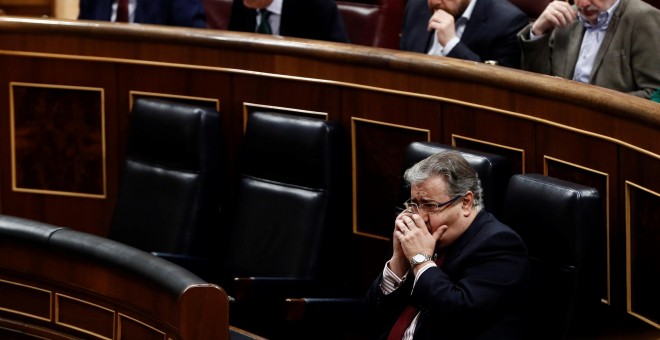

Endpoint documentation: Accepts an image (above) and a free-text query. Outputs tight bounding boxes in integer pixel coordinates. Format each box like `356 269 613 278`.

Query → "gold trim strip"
1 49 657 160
55 293 115 340
624 181 660 330
543 156 611 305
452 134 527 173
129 91 221 113
350 117 431 240
9 81 107 199
242 102 329 132
0 278 52 322
118 313 166 339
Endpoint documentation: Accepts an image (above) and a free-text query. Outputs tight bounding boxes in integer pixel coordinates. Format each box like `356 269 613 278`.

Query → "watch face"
413 254 425 263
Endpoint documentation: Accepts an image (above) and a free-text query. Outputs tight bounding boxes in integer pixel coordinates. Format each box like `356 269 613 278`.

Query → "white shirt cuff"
441 37 460 56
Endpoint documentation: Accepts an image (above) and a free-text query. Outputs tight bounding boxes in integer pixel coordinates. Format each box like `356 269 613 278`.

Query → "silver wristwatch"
410 253 432 267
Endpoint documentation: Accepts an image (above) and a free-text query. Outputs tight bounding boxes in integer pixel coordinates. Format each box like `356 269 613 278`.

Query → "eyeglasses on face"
403 194 463 214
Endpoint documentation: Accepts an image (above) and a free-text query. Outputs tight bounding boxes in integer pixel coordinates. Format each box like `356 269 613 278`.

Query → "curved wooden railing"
0 214 229 339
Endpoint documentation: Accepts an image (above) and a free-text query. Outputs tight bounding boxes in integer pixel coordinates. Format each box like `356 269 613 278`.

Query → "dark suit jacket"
228 0 349 43
78 0 207 28
400 0 528 68
365 211 530 340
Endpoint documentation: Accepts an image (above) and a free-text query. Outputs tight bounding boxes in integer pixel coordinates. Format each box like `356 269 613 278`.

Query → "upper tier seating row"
202 0 660 49
202 0 548 49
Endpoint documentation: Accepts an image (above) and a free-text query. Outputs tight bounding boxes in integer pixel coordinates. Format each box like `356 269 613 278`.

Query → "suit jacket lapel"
460 0 488 46
98 0 114 21
562 23 585 79
590 2 624 84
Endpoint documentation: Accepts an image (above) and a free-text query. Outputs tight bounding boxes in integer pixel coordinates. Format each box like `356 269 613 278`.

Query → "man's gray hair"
404 150 484 210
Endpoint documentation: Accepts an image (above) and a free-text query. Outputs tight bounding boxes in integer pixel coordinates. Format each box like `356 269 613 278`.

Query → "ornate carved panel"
10 82 105 198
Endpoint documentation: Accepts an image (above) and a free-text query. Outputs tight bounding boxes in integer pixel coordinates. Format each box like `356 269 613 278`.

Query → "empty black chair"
109 98 221 276
503 174 602 339
220 111 351 338
399 142 513 219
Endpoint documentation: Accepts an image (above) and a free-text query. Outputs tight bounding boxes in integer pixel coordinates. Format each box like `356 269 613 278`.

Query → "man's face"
575 0 616 23
243 0 274 9
427 0 471 17
409 176 467 249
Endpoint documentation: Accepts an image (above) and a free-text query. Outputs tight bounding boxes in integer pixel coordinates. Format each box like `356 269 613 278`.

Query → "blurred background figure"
400 0 528 68
228 0 349 43
518 0 660 98
78 0 207 28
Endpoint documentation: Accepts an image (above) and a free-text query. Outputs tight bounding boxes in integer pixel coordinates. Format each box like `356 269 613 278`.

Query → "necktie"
387 253 446 340
257 9 272 34
116 0 129 23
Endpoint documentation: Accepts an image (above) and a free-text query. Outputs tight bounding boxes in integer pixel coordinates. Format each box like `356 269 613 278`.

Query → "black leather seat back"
109 98 221 257
503 174 601 339
399 142 513 218
225 111 350 278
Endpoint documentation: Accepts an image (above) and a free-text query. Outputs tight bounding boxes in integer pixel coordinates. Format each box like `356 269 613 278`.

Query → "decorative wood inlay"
9 82 106 198
452 134 526 174
625 181 660 329
242 102 328 132
129 91 220 113
55 293 115 340
118 313 166 340
351 117 430 240
0 279 51 321
544 156 611 305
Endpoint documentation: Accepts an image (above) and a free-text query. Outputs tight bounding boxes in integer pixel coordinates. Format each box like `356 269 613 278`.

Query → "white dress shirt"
572 0 620 83
111 0 137 23
381 260 437 340
255 0 283 35
428 0 477 56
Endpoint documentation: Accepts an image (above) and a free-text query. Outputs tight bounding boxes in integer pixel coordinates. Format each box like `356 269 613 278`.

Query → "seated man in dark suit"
78 0 207 28
401 0 528 68
228 0 349 43
365 151 529 339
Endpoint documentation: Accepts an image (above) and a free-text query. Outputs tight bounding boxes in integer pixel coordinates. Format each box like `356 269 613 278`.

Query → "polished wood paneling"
11 83 104 197
626 183 660 329
0 16 658 337
540 125 618 306
442 104 536 173
0 279 51 321
0 55 117 235
351 117 429 239
119 314 166 340
56 294 115 339
0 238 229 340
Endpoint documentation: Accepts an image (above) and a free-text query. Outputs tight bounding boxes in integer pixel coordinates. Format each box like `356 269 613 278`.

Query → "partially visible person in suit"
78 0 207 28
400 0 529 68
518 0 660 98
228 0 349 43
364 151 529 339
